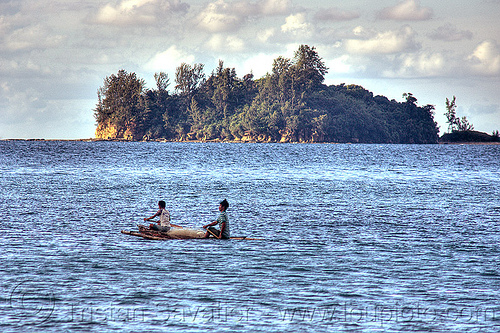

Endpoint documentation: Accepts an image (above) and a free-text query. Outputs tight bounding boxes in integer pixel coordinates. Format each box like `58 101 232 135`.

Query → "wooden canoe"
121 226 263 240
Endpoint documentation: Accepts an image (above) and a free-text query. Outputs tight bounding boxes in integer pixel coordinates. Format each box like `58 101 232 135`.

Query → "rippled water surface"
1 141 500 332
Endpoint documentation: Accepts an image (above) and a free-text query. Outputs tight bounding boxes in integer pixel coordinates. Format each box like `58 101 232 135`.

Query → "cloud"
196 0 292 33
3 24 64 52
0 84 47 123
327 55 353 74
469 103 499 116
281 13 313 36
467 40 500 75
351 26 377 39
207 35 245 52
427 23 473 42
0 85 95 138
0 15 10 35
146 45 196 72
314 7 360 22
0 57 52 77
260 0 292 15
383 51 448 77
377 0 433 21
466 103 500 133
332 37 500 79
345 25 420 55
257 28 276 43
95 0 189 26
197 0 243 32
241 53 278 77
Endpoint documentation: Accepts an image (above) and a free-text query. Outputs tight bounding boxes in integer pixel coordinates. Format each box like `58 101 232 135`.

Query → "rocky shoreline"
3 137 500 145
3 130 499 144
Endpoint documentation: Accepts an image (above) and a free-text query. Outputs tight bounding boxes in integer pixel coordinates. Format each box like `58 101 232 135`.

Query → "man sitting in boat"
144 200 171 232
203 199 230 239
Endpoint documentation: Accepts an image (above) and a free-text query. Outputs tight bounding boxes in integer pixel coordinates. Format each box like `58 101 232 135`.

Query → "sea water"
1 141 499 332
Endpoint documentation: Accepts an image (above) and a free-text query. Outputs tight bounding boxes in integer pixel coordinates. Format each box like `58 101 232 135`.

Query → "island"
94 45 440 144
439 130 500 143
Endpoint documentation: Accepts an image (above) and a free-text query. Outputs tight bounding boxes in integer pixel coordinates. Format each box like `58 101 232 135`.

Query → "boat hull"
121 225 262 240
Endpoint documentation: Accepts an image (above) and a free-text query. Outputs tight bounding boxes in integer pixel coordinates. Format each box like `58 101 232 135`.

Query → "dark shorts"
207 227 229 239
151 224 170 232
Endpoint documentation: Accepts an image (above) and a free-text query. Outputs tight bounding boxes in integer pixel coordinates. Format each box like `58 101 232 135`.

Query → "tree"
445 96 474 132
175 63 205 96
94 69 146 139
271 56 293 105
456 116 474 131
445 96 457 133
403 92 417 105
210 60 238 120
154 72 170 92
293 45 328 89
93 46 440 144
187 96 203 132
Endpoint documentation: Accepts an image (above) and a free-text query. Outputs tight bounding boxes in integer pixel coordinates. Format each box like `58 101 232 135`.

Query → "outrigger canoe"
121 225 262 240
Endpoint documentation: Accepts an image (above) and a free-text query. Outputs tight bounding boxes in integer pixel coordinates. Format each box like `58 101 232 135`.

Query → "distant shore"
438 141 500 145
2 138 500 145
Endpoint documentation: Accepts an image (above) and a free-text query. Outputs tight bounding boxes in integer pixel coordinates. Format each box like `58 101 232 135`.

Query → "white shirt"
157 208 171 227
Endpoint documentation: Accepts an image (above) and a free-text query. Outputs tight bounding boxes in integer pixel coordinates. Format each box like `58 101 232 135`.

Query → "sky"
0 0 499 139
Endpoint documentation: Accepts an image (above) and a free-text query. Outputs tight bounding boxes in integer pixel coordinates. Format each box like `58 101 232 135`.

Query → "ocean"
1 141 499 332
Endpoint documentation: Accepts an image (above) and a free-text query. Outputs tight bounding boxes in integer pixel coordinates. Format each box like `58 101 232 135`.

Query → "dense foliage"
440 130 500 143
94 45 439 143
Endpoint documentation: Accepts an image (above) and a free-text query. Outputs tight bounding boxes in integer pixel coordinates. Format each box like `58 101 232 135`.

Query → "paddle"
203 226 219 239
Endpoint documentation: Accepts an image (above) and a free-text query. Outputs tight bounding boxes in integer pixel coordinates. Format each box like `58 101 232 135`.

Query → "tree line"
94 45 440 143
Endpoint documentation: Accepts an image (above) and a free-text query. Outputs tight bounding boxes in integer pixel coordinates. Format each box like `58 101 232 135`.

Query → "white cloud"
405 52 446 75
3 25 64 52
146 45 196 72
241 53 277 77
345 25 419 55
352 26 377 39
468 40 500 76
0 16 10 35
281 13 313 36
258 28 276 43
260 0 292 15
95 0 189 26
377 0 433 21
207 35 245 52
196 0 292 33
382 51 447 77
0 56 52 76
327 55 353 74
197 0 242 32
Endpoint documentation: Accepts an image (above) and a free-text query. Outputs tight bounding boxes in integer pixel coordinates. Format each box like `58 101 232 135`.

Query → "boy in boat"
144 200 171 232
203 199 230 239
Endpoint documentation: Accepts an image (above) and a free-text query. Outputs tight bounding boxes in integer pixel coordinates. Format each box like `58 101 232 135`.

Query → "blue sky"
0 0 499 139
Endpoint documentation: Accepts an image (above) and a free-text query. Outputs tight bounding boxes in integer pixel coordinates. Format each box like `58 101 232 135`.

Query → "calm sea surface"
1 141 499 332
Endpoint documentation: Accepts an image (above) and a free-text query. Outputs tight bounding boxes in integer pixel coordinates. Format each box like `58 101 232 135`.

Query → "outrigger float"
121 225 263 240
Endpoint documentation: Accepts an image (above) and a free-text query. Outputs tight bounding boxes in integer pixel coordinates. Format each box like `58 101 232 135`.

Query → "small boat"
121 225 263 240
